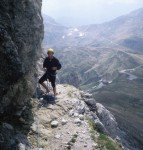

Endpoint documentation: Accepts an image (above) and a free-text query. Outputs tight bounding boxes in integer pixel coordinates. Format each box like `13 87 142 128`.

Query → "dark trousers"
39 72 56 88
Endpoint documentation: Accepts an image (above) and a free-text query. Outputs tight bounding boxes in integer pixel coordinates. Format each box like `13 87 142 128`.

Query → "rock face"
0 0 43 149
0 0 43 114
96 103 119 138
0 122 31 150
82 92 120 137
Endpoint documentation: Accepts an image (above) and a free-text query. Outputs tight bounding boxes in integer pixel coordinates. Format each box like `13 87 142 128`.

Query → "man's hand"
52 67 57 70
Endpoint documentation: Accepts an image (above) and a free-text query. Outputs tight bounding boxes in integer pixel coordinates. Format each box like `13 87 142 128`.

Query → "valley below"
42 8 143 150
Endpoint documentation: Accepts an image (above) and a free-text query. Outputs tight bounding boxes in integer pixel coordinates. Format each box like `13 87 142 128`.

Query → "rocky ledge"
0 84 126 150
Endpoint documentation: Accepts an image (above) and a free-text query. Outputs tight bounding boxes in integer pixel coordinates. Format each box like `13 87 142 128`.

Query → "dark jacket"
43 57 62 75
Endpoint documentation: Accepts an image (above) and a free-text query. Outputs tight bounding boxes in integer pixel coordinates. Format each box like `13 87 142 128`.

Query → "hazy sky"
42 0 143 26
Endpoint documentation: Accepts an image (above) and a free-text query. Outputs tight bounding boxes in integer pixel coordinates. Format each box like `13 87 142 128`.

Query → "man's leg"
50 76 57 96
39 73 49 94
41 82 49 94
53 87 57 96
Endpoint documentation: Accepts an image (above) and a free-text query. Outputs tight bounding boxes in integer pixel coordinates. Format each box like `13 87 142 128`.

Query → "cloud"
107 0 141 5
42 0 143 13
42 0 143 26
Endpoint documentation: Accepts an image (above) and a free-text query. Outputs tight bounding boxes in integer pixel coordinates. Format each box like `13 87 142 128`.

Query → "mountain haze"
43 8 143 52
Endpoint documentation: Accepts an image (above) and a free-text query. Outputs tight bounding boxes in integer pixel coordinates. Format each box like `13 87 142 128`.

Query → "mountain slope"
42 14 67 48
42 8 143 150
43 8 143 52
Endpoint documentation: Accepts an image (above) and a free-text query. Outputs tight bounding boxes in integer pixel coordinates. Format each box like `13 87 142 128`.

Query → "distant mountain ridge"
43 7 143 52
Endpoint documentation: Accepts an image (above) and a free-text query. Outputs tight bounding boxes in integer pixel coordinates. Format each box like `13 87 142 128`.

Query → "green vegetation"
87 118 122 150
97 133 122 150
67 91 72 97
87 117 96 130
66 134 78 150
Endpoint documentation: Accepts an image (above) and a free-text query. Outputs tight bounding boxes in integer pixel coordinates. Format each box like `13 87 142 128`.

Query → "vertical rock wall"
0 0 44 115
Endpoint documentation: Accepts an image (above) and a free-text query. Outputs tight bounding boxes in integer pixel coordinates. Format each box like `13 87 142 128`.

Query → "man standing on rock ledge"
39 48 62 96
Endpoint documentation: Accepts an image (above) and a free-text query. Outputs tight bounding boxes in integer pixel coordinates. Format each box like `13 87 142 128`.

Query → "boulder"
76 101 85 114
84 93 93 98
84 98 96 111
94 119 108 134
61 119 67 125
51 121 59 128
96 103 119 138
79 114 84 120
74 112 79 117
69 109 74 117
74 118 82 124
18 143 26 150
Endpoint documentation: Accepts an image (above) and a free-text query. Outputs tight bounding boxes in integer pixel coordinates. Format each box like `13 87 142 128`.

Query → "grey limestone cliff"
0 0 43 149
0 0 43 115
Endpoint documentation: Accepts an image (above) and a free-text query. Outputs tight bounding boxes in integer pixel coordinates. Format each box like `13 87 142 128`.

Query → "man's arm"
56 59 62 70
52 59 62 71
43 58 47 68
